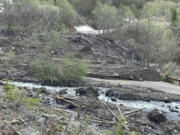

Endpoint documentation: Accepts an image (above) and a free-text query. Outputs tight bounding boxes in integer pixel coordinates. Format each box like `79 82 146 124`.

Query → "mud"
105 86 180 102
0 30 161 85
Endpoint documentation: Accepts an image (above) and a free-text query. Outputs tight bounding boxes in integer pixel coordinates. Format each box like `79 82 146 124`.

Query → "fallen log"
116 104 129 131
103 103 120 122
116 104 124 119
163 75 180 86
55 95 79 108
86 72 132 80
124 109 143 115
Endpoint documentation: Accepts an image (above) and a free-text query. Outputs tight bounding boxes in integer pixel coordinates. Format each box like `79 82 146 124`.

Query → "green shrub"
113 119 126 135
92 1 121 30
26 97 41 109
141 1 176 20
29 57 89 83
44 31 67 53
72 0 97 16
57 0 77 25
4 81 15 92
4 82 27 106
4 81 41 108
6 50 15 61
113 119 141 135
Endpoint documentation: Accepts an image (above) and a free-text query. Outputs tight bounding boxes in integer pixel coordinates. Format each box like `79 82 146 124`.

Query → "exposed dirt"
0 30 161 85
1 84 180 135
0 30 178 135
105 86 180 102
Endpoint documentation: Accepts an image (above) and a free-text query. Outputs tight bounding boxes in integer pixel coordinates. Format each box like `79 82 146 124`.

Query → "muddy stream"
5 81 180 121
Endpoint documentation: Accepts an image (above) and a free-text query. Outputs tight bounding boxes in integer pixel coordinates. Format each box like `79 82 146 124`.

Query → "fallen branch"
86 72 132 80
116 104 129 131
103 103 120 122
56 95 79 108
116 104 124 119
90 119 116 124
124 109 143 115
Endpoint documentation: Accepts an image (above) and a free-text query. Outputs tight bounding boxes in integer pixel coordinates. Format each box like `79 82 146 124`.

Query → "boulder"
75 87 99 99
58 89 68 95
147 109 167 124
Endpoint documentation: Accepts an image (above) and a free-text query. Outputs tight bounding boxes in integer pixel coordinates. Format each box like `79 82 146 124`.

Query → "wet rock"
65 104 77 110
105 90 114 97
168 106 179 113
75 87 99 99
111 97 117 102
147 109 167 124
58 89 68 95
39 87 50 95
27 91 33 97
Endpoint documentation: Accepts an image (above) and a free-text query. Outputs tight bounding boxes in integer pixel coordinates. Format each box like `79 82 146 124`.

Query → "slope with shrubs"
29 57 89 84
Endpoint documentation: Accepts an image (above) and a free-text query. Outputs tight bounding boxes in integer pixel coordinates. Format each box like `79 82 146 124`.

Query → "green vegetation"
0 0 77 32
29 57 89 83
4 81 41 109
0 0 180 78
6 50 15 61
141 1 176 19
113 119 141 135
92 1 121 30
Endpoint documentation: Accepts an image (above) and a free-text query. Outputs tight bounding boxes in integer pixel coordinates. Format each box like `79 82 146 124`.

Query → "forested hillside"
0 0 180 77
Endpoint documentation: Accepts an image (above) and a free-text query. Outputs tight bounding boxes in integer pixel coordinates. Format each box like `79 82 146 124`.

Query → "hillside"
0 0 180 135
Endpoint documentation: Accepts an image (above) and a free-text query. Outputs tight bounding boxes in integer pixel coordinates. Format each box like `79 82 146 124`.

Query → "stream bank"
0 80 180 134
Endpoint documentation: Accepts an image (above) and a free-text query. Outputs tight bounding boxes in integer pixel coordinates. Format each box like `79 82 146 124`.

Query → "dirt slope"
0 30 161 83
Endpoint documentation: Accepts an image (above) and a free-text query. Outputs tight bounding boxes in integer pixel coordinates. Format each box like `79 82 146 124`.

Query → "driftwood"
116 104 129 131
56 95 80 108
87 72 132 80
56 95 97 110
116 104 124 119
124 109 143 115
90 119 116 124
103 103 120 122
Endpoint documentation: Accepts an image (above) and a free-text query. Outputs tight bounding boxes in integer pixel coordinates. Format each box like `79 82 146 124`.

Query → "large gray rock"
147 109 167 124
75 87 99 99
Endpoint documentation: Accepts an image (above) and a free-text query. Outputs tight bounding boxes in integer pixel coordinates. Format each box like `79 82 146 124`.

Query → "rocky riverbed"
1 80 180 135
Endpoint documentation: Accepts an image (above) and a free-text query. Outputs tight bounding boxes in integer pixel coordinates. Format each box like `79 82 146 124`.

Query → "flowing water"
6 81 180 121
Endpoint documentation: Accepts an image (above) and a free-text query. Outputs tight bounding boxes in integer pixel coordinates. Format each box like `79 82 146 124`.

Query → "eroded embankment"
1 80 180 135
6 81 180 121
